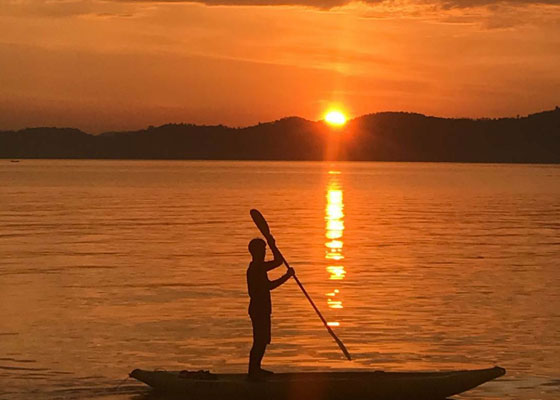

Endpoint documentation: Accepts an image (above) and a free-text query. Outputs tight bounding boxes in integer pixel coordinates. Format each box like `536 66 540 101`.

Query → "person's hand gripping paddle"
250 209 352 361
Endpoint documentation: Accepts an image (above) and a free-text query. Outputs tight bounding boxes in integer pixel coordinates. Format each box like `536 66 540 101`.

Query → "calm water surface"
1 160 559 400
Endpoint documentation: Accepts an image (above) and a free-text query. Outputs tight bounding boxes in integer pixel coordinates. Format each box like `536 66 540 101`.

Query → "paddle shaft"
279 253 352 361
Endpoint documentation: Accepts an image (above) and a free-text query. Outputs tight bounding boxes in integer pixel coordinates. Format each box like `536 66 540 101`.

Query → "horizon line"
3 107 559 135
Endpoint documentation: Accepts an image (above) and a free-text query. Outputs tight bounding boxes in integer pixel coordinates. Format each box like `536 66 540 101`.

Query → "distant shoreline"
2 108 559 163
3 158 560 165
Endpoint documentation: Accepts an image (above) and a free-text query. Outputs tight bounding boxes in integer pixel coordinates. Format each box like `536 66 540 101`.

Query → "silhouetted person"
247 236 294 379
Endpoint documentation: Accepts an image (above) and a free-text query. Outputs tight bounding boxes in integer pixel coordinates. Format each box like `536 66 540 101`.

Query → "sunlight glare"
324 110 347 126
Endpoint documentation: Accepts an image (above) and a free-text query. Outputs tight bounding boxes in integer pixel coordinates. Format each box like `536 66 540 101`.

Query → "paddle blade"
333 334 352 361
250 209 271 238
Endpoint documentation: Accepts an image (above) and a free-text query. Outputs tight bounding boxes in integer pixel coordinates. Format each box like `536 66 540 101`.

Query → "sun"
324 110 347 127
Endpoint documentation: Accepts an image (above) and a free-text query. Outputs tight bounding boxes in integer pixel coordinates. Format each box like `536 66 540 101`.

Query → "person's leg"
249 314 267 375
249 341 267 374
257 314 273 374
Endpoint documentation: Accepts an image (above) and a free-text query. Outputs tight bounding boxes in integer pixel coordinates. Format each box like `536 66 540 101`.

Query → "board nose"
493 366 507 377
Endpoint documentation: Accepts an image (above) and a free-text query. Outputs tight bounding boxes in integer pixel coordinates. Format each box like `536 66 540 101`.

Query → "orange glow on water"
326 230 342 240
326 220 344 232
327 266 346 280
325 170 346 325
327 190 343 204
328 299 343 309
326 239 343 249
326 253 344 261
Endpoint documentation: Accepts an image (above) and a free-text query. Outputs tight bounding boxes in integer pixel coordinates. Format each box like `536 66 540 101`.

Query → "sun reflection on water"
325 170 345 327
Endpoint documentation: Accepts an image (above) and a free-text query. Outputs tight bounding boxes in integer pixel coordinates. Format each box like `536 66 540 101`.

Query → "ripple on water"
1 160 559 400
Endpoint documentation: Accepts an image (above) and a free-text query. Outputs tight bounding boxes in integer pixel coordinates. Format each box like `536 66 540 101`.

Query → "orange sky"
0 0 559 132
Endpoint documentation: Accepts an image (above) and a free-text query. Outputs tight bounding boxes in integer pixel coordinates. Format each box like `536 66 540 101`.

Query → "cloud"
112 0 560 8
0 0 138 18
115 0 359 8
2 0 558 19
435 0 560 8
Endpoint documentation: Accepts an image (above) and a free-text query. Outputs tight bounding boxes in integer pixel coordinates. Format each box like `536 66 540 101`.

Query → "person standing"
246 236 294 378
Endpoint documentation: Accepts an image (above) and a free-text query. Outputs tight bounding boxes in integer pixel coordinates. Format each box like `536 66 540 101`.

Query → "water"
1 160 559 400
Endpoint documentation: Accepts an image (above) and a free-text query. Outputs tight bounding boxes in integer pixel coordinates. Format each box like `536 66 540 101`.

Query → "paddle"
250 209 352 361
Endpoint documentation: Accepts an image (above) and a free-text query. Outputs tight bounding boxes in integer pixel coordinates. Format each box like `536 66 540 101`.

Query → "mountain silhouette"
1 109 558 163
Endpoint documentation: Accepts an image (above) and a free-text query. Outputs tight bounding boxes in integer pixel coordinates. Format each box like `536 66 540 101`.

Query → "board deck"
130 366 506 400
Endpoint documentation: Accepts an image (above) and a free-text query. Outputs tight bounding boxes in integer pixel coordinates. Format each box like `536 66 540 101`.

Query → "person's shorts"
250 312 271 345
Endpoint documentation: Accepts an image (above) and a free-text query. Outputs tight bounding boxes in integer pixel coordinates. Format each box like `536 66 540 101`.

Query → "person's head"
248 238 266 261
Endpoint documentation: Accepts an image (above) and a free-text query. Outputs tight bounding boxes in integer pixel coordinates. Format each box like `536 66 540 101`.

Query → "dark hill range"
1 109 559 163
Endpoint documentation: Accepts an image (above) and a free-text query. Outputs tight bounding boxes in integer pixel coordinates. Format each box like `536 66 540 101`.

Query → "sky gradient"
1 0 559 132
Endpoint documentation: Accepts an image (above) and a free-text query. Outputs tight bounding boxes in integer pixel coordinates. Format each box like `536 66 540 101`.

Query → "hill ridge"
1 108 558 163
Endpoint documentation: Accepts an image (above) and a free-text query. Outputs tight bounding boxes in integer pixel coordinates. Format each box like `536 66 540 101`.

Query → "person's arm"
264 235 284 271
268 267 295 290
